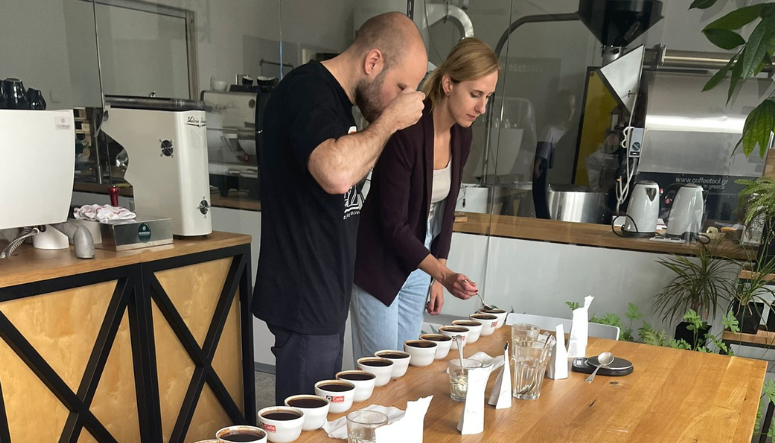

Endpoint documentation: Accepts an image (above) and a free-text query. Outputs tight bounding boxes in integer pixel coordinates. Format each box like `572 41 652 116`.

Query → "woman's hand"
442 273 478 300
427 280 445 315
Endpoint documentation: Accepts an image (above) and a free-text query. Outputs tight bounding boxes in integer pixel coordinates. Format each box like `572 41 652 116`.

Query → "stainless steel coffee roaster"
481 0 772 225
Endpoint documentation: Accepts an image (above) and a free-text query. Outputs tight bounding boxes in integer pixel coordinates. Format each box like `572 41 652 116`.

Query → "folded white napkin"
466 352 504 373
488 344 512 409
322 404 405 440
457 368 488 435
74 204 136 223
568 295 594 358
375 396 433 442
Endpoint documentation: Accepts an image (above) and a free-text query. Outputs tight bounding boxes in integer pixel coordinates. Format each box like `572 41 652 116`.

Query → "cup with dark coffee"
284 394 329 431
403 340 438 367
439 325 469 350
452 319 483 343
257 406 304 443
374 350 411 379
336 370 377 402
419 333 453 359
314 380 356 414
215 425 267 443
470 313 499 336
356 357 394 387
477 307 508 329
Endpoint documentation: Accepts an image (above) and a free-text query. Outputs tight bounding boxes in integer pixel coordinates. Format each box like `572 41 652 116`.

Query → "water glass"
511 323 540 349
347 410 388 443
448 358 484 402
512 345 550 400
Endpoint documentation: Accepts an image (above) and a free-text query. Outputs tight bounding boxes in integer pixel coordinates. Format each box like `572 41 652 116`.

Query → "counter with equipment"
0 232 255 442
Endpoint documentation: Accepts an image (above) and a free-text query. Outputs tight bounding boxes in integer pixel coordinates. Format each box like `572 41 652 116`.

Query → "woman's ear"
442 74 453 95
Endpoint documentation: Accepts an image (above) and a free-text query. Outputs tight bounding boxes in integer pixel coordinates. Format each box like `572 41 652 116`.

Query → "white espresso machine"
101 96 212 237
0 109 94 259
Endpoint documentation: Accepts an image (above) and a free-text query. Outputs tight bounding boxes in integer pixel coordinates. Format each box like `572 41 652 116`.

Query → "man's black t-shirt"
252 61 359 335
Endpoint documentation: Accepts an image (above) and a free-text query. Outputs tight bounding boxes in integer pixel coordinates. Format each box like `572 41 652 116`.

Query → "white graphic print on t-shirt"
343 186 361 220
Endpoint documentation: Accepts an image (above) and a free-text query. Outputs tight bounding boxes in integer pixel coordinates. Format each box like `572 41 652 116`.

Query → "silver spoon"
585 351 614 383
475 292 496 311
454 335 464 365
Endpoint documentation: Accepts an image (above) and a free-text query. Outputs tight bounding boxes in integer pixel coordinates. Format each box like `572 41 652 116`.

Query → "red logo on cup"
261 423 277 433
492 321 498 328
327 395 345 403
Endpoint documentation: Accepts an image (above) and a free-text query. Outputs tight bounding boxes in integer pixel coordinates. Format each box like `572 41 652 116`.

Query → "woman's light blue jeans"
350 202 444 361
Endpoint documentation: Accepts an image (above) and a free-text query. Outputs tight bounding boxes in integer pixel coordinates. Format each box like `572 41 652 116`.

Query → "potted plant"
732 178 775 333
689 1 775 159
653 244 737 347
731 260 775 334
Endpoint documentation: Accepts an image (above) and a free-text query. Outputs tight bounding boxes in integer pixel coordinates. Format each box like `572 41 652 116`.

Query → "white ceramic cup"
210 77 228 92
374 350 411 379
257 407 304 443
314 380 356 414
439 325 469 350
403 340 438 367
452 320 483 343
477 308 508 329
357 357 394 387
419 334 453 359
336 370 377 402
284 394 329 431
216 424 268 443
470 313 499 336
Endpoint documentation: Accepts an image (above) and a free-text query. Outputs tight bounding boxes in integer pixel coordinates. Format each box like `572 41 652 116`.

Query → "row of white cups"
209 308 509 443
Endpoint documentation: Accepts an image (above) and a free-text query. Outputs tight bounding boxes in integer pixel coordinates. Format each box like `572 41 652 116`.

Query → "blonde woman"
351 38 499 359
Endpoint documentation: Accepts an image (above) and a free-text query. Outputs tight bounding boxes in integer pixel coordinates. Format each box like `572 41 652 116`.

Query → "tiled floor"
254 369 277 411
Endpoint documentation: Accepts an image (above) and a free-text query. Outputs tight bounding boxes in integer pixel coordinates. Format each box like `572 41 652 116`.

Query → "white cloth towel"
74 204 136 223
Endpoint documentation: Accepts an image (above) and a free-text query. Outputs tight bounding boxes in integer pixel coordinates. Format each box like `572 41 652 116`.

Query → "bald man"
253 12 428 404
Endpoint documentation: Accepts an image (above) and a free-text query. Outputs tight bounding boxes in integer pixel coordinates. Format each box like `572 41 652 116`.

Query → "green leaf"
754 53 772 76
723 309 741 333
565 301 580 311
625 302 644 321
703 55 734 91
764 379 775 404
704 4 766 31
763 3 775 18
737 99 775 157
690 0 719 9
703 28 746 49
740 16 775 79
728 47 745 103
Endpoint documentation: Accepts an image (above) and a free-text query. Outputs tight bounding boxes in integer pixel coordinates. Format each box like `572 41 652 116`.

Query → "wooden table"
295 326 766 442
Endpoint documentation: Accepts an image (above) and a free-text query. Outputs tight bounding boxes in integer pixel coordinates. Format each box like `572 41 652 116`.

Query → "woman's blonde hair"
421 37 499 109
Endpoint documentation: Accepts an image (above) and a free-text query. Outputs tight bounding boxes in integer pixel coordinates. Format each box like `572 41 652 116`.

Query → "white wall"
2 0 355 108
443 232 736 337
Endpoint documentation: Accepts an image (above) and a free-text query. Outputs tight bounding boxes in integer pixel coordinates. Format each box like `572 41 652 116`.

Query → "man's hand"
378 89 425 132
427 280 445 315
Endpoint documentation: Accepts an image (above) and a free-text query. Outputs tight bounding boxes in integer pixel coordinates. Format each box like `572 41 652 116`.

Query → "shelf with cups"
452 212 751 260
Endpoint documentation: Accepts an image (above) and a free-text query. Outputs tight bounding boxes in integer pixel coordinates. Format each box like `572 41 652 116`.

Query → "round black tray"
570 357 634 376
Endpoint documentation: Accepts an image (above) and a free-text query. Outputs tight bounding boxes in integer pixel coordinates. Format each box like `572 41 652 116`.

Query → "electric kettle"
666 184 704 239
621 181 659 237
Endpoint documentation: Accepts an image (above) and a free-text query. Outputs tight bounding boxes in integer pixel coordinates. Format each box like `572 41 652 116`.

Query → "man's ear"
363 49 384 77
